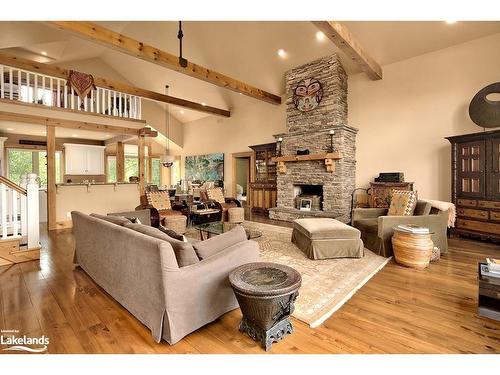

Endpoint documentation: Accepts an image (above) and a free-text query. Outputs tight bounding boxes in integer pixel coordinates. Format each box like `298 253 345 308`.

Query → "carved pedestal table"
229 262 301 351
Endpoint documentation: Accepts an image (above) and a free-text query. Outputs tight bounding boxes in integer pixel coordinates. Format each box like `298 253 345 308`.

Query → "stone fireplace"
269 54 357 223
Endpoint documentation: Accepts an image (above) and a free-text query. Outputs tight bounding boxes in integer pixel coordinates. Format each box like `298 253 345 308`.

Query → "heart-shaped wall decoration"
293 78 323 112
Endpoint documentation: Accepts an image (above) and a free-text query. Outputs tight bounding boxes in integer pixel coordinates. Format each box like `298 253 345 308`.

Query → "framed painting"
185 153 224 181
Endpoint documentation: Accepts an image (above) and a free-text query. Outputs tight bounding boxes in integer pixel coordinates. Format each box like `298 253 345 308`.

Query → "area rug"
186 221 390 328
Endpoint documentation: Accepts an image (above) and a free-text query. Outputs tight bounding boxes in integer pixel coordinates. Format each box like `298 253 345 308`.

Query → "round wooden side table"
391 228 434 270
229 262 301 351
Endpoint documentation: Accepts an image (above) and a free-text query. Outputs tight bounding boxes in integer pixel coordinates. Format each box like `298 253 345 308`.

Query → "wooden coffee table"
229 262 301 351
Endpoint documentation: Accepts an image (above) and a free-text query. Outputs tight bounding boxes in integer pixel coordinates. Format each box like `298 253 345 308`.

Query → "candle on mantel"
278 137 283 142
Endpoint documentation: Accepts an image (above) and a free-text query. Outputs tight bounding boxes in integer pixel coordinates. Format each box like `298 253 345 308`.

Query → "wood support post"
116 141 125 182
46 125 56 231
147 146 152 183
138 136 146 194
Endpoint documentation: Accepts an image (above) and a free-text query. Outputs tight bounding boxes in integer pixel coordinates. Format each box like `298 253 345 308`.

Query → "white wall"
179 32 500 201
181 98 286 196
56 184 140 223
349 32 500 201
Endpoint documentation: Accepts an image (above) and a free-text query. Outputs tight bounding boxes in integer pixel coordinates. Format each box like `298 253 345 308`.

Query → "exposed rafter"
47 21 282 105
0 52 230 117
312 21 382 80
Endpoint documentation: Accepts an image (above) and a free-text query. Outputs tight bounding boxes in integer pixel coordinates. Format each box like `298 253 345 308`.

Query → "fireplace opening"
294 184 323 211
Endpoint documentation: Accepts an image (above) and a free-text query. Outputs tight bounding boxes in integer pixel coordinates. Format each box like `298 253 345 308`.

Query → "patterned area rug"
186 221 390 328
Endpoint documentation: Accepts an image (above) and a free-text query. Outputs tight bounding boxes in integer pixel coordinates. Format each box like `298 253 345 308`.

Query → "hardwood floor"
1 217 499 354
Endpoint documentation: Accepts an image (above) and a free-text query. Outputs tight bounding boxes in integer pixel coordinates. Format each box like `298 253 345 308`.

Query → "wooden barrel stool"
391 228 434 270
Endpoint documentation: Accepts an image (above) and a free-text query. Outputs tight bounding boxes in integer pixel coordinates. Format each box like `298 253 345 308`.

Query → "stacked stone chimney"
269 54 357 223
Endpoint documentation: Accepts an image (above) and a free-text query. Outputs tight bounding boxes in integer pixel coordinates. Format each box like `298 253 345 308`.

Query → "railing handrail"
0 62 141 120
0 175 27 195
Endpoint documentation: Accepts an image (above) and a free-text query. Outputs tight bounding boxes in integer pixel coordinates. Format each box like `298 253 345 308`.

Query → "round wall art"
469 82 500 128
293 78 323 112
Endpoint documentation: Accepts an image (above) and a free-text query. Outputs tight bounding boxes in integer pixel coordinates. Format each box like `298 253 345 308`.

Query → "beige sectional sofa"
71 211 260 345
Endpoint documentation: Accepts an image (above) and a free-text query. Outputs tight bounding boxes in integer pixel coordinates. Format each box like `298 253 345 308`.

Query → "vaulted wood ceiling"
1 21 499 124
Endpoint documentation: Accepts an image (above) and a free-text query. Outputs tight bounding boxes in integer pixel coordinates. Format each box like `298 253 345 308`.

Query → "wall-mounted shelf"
271 152 342 173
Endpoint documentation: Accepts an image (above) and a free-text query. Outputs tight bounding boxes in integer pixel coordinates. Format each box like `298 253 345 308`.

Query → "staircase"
0 174 40 266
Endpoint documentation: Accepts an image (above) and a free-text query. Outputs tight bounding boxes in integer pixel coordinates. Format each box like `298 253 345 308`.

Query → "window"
125 156 138 181
151 158 161 186
170 158 180 186
7 149 62 186
107 156 116 182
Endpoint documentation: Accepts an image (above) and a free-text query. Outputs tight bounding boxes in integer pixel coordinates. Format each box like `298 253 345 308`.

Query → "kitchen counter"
56 182 138 187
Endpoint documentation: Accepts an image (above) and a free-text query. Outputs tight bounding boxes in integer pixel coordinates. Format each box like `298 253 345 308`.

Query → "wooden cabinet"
249 143 277 213
447 130 500 241
64 143 105 175
369 182 414 208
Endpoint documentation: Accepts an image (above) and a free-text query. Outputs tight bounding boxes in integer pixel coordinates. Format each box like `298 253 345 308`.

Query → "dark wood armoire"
249 143 277 213
446 130 500 241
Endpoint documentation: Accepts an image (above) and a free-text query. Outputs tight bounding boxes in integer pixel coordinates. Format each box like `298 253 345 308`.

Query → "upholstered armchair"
200 187 241 222
352 201 449 258
138 191 183 224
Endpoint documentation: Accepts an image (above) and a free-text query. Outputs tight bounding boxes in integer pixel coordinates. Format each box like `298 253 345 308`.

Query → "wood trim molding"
0 52 230 117
0 97 146 124
312 21 382 80
0 110 141 135
231 151 253 207
47 22 282 105
46 125 57 231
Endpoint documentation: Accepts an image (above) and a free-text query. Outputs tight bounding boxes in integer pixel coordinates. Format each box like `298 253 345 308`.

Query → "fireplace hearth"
294 184 323 211
269 54 357 223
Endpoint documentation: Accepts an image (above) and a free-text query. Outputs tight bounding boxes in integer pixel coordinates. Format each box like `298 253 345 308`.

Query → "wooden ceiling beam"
0 52 230 117
312 21 382 80
0 111 141 135
47 21 282 105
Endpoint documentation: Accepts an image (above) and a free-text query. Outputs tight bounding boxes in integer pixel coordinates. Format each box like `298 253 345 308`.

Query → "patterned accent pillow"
146 191 172 210
388 190 418 216
207 187 225 204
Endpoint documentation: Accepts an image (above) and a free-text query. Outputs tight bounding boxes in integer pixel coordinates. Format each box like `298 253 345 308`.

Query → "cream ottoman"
163 215 187 234
292 218 364 260
228 207 245 224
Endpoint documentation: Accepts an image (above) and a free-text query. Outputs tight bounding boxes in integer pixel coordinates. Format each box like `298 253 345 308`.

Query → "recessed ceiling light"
445 20 457 24
239 92 243 95
316 31 325 41
105 134 111 137
41 51 47 56
72 134 79 137
277 49 287 58
6 128 14 131
201 102 206 106
179 110 185 114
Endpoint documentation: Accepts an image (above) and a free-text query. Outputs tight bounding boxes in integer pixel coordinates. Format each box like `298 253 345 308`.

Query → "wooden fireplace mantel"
271 152 342 173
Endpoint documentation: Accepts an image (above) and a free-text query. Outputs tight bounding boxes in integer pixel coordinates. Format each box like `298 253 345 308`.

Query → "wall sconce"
327 130 335 153
277 137 283 156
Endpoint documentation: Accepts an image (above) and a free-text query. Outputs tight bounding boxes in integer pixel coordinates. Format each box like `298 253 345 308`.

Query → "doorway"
232 152 253 208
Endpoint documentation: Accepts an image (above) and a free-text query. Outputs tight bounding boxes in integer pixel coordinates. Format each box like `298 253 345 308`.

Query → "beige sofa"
71 211 259 345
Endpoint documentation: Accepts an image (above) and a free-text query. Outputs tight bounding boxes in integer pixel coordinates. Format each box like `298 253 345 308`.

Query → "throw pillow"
388 190 418 216
90 213 130 226
158 225 184 241
124 217 141 224
193 226 247 260
124 223 199 267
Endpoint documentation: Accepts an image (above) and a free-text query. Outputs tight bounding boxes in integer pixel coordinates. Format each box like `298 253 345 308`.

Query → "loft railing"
0 173 39 250
0 64 142 120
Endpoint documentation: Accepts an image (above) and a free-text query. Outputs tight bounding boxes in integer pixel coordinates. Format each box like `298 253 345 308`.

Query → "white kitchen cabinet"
63 143 105 175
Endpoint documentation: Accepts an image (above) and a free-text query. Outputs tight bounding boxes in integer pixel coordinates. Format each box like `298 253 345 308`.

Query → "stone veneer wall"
269 54 357 223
